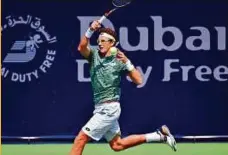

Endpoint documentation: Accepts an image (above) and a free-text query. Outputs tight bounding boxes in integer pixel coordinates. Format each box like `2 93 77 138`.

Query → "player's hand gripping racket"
98 0 132 23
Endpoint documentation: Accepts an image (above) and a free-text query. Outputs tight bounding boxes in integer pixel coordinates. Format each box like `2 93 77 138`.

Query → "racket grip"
98 15 107 23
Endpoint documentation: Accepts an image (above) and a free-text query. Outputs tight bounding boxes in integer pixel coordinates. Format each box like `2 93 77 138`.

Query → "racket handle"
98 15 107 23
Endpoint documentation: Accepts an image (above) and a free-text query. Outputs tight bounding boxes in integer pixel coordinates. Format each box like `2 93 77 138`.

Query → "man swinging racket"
70 20 177 155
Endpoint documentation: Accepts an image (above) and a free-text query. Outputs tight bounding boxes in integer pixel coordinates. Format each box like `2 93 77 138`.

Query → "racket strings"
112 0 131 7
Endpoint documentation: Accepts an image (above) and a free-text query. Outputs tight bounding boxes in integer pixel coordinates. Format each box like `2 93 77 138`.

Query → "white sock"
145 131 163 142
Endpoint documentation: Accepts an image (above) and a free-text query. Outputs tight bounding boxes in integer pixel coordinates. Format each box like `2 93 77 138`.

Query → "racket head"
112 0 132 7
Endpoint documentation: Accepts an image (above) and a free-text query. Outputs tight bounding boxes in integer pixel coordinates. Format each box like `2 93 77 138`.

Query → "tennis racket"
98 0 132 23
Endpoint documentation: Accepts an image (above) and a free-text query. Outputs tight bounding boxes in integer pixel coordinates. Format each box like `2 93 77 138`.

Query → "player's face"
97 36 113 54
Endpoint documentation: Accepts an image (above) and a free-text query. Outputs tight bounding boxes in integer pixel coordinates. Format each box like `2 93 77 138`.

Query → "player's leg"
70 103 119 155
108 125 177 152
109 134 146 151
70 111 109 155
70 130 91 155
105 120 146 151
108 131 173 152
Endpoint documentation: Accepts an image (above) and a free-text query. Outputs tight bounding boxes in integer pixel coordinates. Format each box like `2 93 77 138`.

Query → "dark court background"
2 0 228 139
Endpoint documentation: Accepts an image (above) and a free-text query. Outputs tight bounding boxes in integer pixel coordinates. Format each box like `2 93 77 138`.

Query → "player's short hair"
99 28 118 42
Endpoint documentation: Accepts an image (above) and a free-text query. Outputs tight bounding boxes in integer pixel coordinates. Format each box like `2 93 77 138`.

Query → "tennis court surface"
2 143 228 155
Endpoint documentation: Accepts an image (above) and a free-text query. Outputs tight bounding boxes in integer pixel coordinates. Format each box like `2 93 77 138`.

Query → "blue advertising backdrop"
2 0 228 138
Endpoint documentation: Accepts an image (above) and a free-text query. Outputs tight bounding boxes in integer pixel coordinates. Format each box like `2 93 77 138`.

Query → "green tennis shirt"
89 48 126 104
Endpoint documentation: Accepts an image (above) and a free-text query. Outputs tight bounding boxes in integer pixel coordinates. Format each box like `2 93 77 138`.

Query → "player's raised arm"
77 20 101 58
117 51 143 85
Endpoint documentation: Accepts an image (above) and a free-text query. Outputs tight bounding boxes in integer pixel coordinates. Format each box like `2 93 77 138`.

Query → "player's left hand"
116 51 128 64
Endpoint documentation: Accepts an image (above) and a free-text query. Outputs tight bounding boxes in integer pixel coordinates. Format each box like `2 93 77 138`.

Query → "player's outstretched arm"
78 20 101 58
127 68 143 85
117 51 143 85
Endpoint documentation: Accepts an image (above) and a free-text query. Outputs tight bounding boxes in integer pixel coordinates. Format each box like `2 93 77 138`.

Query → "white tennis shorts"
82 102 121 142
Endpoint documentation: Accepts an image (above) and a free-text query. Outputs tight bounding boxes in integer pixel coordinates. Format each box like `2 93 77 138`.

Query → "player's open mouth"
99 46 104 50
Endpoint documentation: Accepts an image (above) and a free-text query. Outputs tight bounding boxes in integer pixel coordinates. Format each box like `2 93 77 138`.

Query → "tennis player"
70 20 177 155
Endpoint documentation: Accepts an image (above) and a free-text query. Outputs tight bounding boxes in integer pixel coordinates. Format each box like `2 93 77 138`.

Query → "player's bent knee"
110 144 124 152
109 138 125 152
